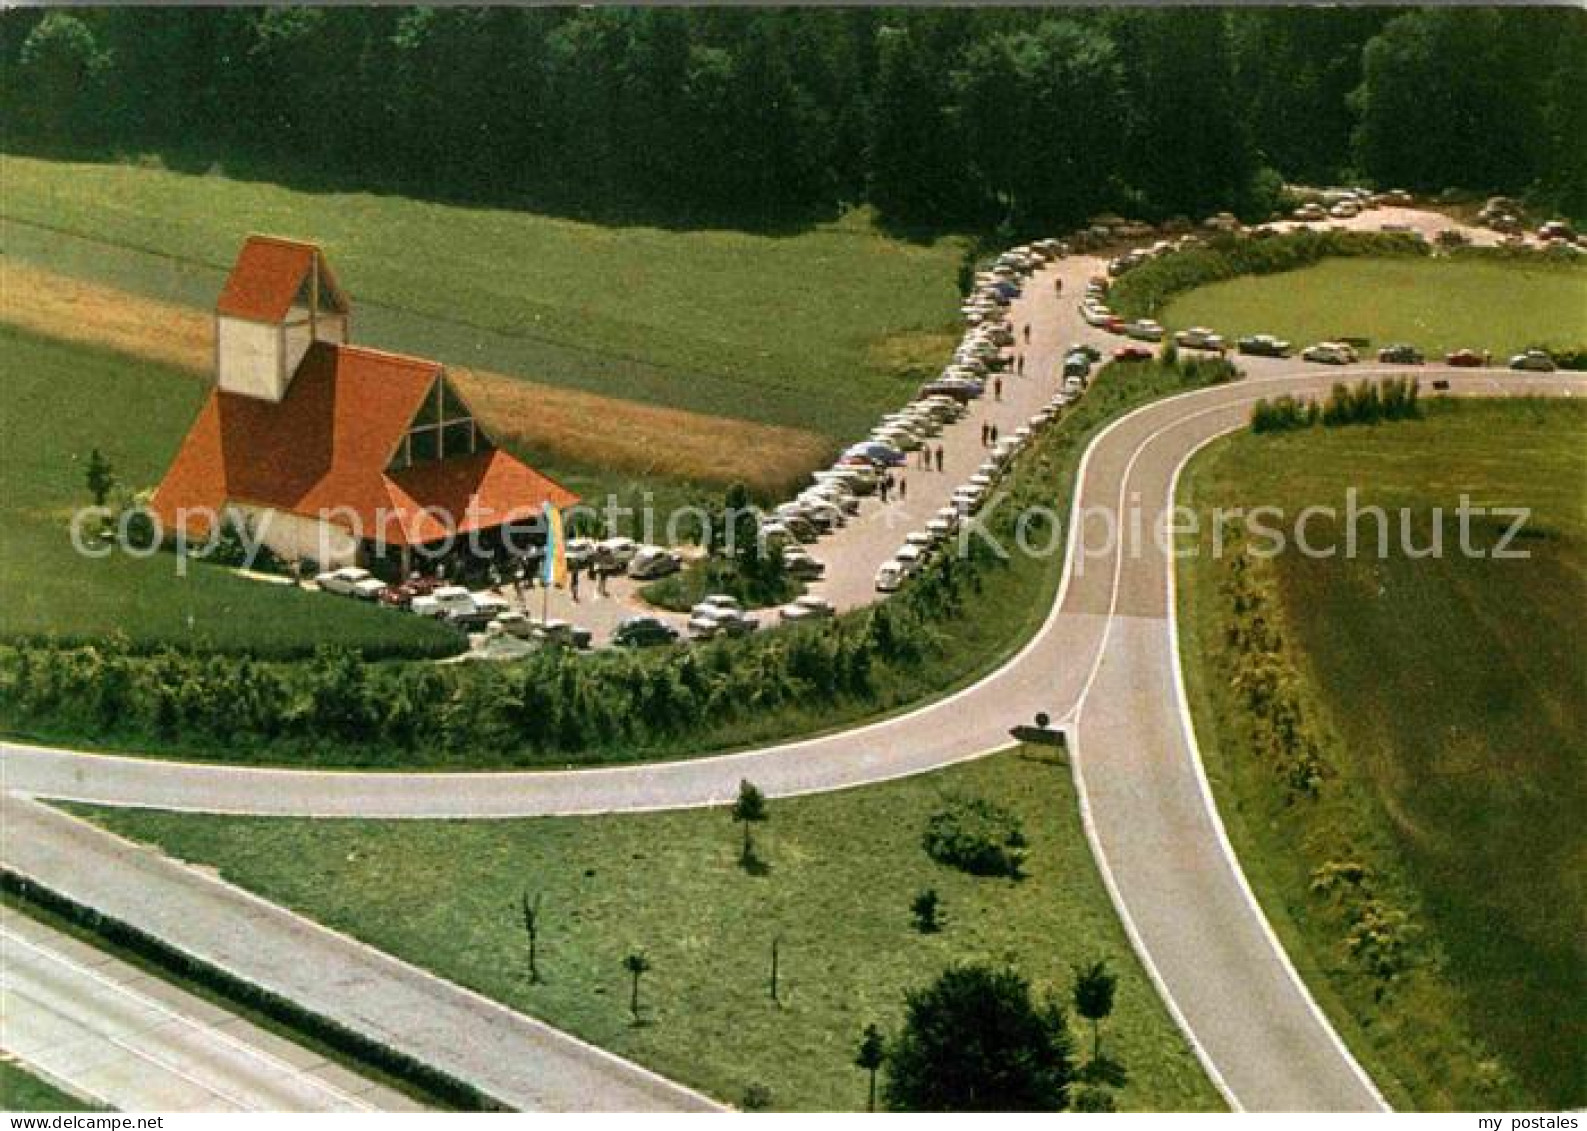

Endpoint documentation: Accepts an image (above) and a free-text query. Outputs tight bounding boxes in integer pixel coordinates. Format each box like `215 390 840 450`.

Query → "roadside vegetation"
0 1060 98 1113
70 749 1223 1112
0 357 1237 767
0 325 460 659
1176 398 1587 1109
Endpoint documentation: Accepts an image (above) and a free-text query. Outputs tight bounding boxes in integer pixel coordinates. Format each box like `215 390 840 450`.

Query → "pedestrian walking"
597 563 610 597
935 445 944 473
989 423 1000 446
980 422 989 447
1023 324 1031 344
994 376 1003 401
880 475 891 503
1055 277 1063 296
898 475 907 501
570 565 581 603
1017 354 1025 375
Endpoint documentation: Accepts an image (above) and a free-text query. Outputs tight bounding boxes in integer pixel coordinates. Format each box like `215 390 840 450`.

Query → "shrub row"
1215 532 1423 1000
1219 538 1330 799
2 871 503 1111
1250 377 1421 433
1108 229 1431 319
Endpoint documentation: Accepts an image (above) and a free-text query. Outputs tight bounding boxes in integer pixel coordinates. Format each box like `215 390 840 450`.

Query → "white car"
1301 341 1359 365
628 546 682 580
1123 319 1165 342
1174 326 1227 351
692 594 743 618
565 537 598 568
315 566 375 596
596 537 639 568
413 585 475 618
779 595 835 622
350 577 389 601
926 518 956 543
895 545 928 575
875 561 906 593
489 610 535 639
688 605 757 640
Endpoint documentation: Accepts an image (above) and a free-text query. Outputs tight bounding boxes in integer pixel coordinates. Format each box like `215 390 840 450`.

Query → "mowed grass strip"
1 155 967 439
0 261 830 495
72 750 1223 1112
0 1059 99 1113
0 325 459 658
1162 256 1587 357
1176 399 1587 1109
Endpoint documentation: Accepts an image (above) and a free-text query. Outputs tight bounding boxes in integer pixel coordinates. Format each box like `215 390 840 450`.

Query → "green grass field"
0 154 966 442
0 1060 98 1112
72 750 1222 1112
0 325 461 658
1162 256 1587 357
1177 398 1587 1109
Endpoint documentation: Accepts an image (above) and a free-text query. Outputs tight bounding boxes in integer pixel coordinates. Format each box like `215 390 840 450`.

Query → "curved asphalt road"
5 212 1581 1111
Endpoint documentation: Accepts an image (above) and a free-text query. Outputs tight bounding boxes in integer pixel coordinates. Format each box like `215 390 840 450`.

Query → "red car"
1104 316 1126 334
1445 349 1484 368
1113 345 1154 362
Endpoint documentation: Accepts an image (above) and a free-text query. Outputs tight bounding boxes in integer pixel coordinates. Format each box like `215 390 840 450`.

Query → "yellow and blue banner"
542 502 568 588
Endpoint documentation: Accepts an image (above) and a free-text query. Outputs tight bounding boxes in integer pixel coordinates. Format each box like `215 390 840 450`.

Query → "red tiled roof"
153 342 577 548
215 235 347 322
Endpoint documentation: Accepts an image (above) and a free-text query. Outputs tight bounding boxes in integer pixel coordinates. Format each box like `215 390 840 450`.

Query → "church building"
152 235 575 572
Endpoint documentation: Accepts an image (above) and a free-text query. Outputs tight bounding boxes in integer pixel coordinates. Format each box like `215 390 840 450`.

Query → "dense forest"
3 6 1584 230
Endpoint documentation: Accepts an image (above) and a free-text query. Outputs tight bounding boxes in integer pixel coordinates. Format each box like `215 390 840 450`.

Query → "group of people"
980 421 1001 447
878 472 908 503
914 444 946 473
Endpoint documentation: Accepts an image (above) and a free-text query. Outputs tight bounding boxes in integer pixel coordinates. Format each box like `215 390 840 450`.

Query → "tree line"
3 7 1583 231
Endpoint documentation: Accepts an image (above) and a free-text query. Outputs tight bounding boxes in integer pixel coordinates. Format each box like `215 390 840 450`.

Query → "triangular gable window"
392 375 480 467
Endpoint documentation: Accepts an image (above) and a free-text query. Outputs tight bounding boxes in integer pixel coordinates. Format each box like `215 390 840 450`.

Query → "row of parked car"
870 243 1092 593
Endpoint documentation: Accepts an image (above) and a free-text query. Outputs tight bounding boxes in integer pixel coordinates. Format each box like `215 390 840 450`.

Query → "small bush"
922 794 1028 878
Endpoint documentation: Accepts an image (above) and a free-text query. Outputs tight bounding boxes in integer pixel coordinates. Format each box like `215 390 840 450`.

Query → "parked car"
1237 334 1292 357
1509 349 1557 372
613 616 680 648
780 546 826 580
1123 319 1165 342
779 594 835 622
1445 349 1484 368
844 441 907 467
447 591 509 630
532 618 592 649
1377 343 1424 365
1062 353 1092 379
1174 327 1226 351
315 566 377 596
564 538 598 569
628 545 682 580
1069 342 1101 363
412 585 475 619
1301 342 1359 365
1113 345 1154 362
688 604 757 640
595 537 639 570
875 561 906 593
488 610 535 639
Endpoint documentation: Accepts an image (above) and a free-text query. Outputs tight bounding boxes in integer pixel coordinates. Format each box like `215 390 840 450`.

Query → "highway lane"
1 907 418 1112
0 796 723 1113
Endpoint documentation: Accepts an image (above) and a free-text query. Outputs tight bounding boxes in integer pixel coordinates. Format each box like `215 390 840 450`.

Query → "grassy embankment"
1177 397 1586 1109
1163 256 1586 357
71 749 1223 1112
2 357 1231 765
0 152 971 498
